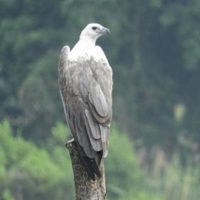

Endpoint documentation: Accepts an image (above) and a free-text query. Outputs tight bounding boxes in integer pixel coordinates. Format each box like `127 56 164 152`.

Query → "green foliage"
0 0 200 152
106 126 142 199
0 120 163 200
106 126 165 200
0 120 73 200
1 120 200 200
2 189 15 200
144 151 200 200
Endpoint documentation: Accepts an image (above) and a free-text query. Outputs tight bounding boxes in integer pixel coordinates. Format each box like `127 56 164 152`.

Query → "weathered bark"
66 139 106 200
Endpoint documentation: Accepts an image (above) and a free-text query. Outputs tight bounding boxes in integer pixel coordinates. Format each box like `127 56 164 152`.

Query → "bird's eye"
92 26 97 31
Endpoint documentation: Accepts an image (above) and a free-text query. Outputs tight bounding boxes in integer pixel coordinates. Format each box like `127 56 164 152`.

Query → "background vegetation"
0 0 200 199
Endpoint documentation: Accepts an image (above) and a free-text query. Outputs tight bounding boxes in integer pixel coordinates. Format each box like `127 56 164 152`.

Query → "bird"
58 23 113 180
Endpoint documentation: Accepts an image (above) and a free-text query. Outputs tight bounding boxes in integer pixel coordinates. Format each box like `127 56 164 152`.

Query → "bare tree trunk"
66 139 106 200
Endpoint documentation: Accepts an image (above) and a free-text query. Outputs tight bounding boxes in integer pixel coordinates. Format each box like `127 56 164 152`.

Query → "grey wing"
58 46 94 159
58 47 98 159
69 60 112 159
88 59 113 123
83 58 113 158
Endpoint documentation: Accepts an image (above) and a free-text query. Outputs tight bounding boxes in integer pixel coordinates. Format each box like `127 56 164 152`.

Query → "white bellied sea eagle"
58 23 113 180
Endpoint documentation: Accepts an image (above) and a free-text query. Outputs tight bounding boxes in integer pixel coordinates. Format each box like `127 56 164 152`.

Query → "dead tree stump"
66 139 106 200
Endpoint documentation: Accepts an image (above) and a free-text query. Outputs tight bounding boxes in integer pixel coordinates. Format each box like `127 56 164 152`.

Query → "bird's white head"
79 23 110 44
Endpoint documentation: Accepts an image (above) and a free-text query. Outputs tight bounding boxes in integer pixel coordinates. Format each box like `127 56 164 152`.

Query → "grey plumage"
58 23 112 179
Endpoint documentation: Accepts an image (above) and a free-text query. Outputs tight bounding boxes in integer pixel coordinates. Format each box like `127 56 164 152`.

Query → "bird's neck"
79 35 97 46
69 37 97 60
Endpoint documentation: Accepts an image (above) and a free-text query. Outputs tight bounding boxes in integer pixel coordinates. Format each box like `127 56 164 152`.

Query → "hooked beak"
101 26 111 35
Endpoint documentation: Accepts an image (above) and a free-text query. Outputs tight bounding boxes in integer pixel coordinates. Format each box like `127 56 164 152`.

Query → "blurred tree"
0 120 161 200
106 125 142 199
0 0 200 153
0 120 73 200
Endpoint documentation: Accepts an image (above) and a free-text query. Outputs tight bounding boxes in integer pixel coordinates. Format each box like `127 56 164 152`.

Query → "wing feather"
88 84 108 118
84 109 101 139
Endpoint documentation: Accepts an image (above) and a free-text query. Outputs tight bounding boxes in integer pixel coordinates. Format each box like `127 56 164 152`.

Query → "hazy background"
1 0 200 200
